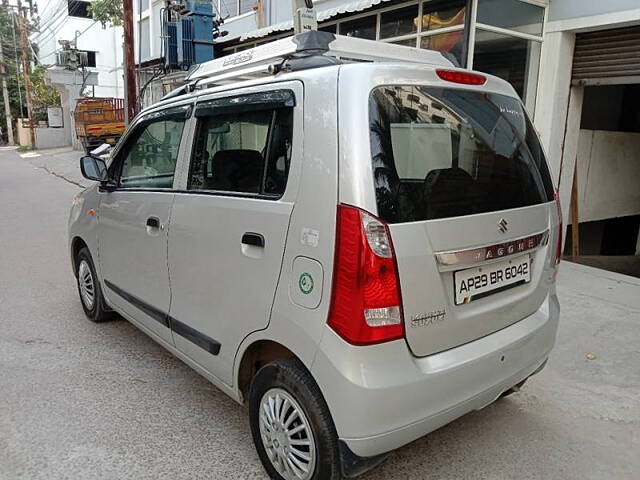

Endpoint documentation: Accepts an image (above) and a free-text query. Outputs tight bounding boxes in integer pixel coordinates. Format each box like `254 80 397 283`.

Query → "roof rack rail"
162 31 453 99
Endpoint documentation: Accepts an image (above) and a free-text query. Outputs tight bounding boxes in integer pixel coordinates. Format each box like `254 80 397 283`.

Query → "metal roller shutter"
572 26 640 85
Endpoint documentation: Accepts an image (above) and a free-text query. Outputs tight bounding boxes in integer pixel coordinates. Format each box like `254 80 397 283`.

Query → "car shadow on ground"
96 312 550 480
363 398 541 479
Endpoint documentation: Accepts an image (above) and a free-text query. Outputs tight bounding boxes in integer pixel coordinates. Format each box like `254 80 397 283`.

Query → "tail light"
436 69 486 86
327 205 404 346
554 189 562 265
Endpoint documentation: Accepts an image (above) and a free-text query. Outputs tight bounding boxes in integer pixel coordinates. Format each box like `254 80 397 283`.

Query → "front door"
167 85 301 385
99 106 191 344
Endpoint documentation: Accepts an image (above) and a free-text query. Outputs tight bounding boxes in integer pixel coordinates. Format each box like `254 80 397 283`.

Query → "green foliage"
0 10 62 142
30 65 61 109
88 0 124 27
0 10 24 138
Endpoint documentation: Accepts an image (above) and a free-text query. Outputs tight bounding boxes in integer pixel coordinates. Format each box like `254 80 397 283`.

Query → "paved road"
1 148 639 480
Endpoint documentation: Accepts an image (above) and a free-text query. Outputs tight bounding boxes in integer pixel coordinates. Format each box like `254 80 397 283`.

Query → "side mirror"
80 155 108 182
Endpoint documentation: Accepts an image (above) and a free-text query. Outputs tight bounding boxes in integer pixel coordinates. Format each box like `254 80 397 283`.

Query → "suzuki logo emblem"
498 218 509 233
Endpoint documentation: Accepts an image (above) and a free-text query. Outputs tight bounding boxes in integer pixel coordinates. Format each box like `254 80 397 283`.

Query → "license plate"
454 254 531 305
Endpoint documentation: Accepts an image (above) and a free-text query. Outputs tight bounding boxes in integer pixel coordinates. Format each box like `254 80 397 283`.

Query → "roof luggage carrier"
162 31 454 100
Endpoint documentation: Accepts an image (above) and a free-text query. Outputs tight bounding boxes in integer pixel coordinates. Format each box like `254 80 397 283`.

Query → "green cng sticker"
299 272 314 295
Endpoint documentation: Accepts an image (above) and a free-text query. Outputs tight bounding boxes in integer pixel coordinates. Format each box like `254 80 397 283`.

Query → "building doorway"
564 83 640 277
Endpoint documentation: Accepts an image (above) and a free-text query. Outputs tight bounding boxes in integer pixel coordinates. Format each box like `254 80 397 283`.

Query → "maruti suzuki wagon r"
70 31 561 480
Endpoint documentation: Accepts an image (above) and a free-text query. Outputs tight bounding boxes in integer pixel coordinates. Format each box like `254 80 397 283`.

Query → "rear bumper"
311 292 560 458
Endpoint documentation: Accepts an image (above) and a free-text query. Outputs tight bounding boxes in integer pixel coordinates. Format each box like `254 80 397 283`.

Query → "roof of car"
138 32 519 118
139 61 519 120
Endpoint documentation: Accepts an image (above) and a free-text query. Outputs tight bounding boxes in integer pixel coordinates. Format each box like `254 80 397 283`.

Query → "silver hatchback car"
70 32 561 480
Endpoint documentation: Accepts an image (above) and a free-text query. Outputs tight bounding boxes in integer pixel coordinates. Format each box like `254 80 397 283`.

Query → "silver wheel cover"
259 388 316 480
78 260 95 310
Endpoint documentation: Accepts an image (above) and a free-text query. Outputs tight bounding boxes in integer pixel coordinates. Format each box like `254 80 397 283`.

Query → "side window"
117 117 186 189
189 100 293 197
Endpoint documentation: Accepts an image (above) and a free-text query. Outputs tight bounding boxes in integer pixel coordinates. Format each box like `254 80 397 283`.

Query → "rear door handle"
242 232 265 248
146 216 161 229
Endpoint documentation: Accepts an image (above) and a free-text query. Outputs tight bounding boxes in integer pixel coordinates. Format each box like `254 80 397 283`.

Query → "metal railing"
74 98 125 124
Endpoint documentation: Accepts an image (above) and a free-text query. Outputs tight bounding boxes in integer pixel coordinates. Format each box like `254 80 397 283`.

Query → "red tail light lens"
327 205 404 346
555 189 562 265
436 69 486 85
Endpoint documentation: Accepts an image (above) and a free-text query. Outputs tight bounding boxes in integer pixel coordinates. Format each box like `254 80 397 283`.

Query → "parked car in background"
69 32 562 480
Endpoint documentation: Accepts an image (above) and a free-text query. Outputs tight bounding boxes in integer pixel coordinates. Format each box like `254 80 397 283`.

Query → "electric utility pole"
0 13 15 145
123 0 137 123
17 0 36 148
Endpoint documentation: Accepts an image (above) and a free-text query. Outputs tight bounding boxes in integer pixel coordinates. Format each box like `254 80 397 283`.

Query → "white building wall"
533 30 574 185
548 0 640 23
575 130 640 223
534 3 640 227
534 3 640 161
222 10 259 42
219 0 397 43
134 0 175 64
34 0 124 98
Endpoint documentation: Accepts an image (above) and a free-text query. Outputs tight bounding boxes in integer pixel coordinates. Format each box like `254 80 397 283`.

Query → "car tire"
249 357 342 480
76 247 114 323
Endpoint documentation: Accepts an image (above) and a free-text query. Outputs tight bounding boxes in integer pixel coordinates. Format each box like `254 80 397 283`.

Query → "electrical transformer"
164 0 215 70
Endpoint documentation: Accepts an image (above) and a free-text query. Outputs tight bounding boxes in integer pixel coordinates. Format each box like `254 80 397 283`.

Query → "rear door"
167 84 301 385
368 85 557 356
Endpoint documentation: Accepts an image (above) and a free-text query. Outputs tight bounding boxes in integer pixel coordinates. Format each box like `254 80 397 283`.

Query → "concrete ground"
11 146 93 189
1 147 639 479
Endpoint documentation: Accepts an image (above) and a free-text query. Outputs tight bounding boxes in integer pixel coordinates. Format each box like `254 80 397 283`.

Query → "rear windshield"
369 86 554 223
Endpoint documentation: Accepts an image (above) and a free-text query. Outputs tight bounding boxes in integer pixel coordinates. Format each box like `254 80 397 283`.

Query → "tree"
30 65 61 109
88 0 124 27
0 9 25 141
0 10 62 141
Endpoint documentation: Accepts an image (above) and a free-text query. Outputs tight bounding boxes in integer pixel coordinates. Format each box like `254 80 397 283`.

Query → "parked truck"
74 98 125 152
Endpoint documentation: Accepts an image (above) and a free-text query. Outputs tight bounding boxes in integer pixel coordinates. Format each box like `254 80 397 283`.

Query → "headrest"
210 149 264 193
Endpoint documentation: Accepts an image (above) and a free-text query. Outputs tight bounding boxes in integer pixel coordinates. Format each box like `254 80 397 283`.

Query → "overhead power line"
37 0 66 19
34 8 73 44
37 19 97 61
10 9 25 117
35 0 90 46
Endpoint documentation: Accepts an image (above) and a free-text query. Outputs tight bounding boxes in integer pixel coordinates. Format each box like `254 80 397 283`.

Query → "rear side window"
189 96 293 197
369 86 554 223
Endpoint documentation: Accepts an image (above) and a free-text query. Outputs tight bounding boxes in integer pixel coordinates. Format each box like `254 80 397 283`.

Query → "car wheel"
249 357 341 480
76 247 114 322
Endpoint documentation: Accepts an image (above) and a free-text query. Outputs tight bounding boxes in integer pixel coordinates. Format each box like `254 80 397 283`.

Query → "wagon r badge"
411 309 446 328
